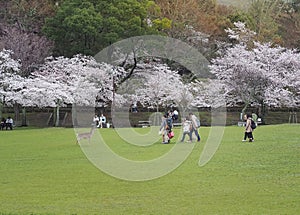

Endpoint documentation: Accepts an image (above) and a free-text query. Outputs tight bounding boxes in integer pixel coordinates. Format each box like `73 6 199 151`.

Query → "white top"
182 120 191 133
6 118 13 124
100 115 106 123
93 116 99 122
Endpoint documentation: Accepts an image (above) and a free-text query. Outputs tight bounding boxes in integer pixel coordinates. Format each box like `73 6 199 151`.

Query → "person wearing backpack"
242 114 254 142
189 112 201 142
159 114 172 144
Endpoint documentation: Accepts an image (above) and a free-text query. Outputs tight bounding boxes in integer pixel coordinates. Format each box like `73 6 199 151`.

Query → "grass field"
0 124 299 214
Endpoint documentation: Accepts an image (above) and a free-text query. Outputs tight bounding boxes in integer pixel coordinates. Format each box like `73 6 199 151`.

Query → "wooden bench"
238 119 261 127
172 122 182 127
257 118 262 124
138 121 151 127
238 121 246 127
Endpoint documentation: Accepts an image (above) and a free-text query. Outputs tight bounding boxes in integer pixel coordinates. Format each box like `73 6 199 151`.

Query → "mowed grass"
0 125 299 214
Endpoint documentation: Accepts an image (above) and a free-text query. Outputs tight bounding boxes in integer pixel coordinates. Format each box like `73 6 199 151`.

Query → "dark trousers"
6 123 13 130
244 132 253 141
191 127 201 141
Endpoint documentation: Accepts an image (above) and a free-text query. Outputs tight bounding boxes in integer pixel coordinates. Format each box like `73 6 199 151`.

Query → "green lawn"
0 125 299 214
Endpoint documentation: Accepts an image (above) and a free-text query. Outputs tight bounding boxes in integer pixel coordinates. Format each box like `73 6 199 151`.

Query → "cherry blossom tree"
95 63 127 108
190 79 227 108
210 23 300 120
0 52 127 127
25 55 103 126
265 47 300 108
0 49 22 118
135 63 183 112
224 21 257 46
170 80 194 114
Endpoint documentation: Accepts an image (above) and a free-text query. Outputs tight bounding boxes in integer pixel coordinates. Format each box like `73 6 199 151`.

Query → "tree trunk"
241 102 250 119
13 103 20 122
72 104 78 127
0 102 3 119
260 101 267 124
55 105 60 127
21 107 27 126
53 107 56 126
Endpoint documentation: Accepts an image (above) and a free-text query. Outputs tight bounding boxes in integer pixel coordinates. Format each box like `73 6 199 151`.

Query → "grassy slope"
0 125 299 214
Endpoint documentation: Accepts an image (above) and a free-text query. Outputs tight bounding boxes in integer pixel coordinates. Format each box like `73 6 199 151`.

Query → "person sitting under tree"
5 116 13 130
0 117 5 130
99 114 106 128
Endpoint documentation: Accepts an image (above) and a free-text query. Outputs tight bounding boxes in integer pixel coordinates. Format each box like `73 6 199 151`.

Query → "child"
180 117 192 142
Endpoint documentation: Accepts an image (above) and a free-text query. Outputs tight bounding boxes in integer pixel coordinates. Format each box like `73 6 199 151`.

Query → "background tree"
0 24 53 76
190 79 227 108
136 64 183 112
247 0 283 44
277 0 300 49
0 0 57 32
210 38 300 121
155 0 233 38
30 55 100 126
154 0 237 63
0 22 53 123
0 49 22 119
43 0 166 57
42 0 103 57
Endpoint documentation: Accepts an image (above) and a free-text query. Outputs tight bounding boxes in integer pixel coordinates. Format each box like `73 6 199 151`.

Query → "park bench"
172 122 182 127
257 118 262 124
138 121 151 127
238 118 262 127
237 121 246 127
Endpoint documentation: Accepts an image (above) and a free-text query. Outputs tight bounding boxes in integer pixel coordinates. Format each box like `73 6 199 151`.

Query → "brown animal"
76 126 96 144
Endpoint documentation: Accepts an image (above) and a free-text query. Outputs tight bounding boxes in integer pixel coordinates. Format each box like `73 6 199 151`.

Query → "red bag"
168 131 174 139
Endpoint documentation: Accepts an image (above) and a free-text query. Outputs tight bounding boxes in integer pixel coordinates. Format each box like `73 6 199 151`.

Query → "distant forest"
0 0 299 62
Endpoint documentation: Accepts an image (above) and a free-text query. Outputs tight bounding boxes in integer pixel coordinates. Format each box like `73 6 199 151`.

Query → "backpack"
251 119 256 130
195 117 201 128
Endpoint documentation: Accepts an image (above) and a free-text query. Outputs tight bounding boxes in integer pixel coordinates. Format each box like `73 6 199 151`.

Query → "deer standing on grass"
76 126 96 144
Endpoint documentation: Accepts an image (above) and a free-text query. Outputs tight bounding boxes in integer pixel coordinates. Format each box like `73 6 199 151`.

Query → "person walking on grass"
159 114 173 144
159 114 169 144
242 114 254 142
189 113 201 142
180 117 192 143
